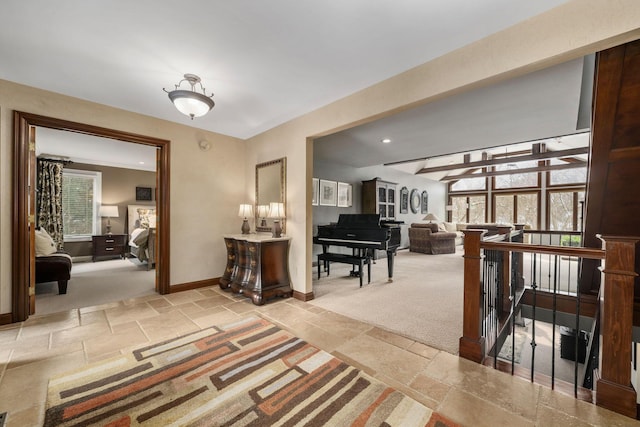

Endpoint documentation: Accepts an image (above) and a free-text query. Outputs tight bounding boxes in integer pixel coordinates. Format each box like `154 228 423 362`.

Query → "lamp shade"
169 91 214 118
164 74 215 120
238 204 254 218
267 202 285 219
256 205 269 218
98 205 119 218
423 213 439 222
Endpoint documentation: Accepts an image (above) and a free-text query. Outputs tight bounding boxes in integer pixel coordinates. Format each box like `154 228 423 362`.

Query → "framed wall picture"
312 178 319 206
399 186 408 214
319 179 337 206
136 186 152 201
421 190 429 214
337 182 352 207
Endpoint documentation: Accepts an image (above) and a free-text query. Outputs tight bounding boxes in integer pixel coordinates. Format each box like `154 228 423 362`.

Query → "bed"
127 204 156 270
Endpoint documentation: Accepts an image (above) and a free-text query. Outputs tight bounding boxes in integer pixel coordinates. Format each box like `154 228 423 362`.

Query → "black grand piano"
313 214 402 283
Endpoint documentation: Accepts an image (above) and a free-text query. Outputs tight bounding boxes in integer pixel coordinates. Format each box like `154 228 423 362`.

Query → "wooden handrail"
481 241 604 260
461 230 639 419
524 229 582 236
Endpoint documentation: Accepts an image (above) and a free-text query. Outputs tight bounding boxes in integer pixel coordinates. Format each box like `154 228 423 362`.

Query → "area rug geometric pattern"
44 316 456 426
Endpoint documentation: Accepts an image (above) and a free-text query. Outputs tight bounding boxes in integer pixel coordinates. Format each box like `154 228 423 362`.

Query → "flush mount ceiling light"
164 73 215 120
381 138 392 144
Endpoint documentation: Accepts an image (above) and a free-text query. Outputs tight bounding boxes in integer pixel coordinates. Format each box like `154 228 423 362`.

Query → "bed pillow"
132 228 149 246
136 208 156 228
35 228 57 256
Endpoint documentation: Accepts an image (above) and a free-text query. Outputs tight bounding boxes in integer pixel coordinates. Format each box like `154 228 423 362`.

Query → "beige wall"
0 82 246 313
245 0 640 296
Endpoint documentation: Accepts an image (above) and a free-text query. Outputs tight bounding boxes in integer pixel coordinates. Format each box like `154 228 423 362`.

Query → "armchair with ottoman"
408 223 457 254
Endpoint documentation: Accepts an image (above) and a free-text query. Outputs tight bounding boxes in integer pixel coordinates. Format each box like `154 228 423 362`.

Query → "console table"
219 234 292 305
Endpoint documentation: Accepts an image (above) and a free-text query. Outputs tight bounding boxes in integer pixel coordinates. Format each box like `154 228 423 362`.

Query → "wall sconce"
98 205 119 235
267 202 285 238
164 74 215 119
238 204 253 234
256 205 269 227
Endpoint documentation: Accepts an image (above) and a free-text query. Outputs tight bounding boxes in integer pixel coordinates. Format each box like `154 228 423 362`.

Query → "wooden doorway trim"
12 111 171 322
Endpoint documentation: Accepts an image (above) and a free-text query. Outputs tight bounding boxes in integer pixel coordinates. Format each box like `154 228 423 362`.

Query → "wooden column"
595 235 639 418
459 229 487 363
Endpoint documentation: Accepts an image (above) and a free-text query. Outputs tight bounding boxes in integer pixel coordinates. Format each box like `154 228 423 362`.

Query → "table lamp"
256 205 269 228
238 204 253 234
268 202 285 238
423 213 439 223
98 205 119 235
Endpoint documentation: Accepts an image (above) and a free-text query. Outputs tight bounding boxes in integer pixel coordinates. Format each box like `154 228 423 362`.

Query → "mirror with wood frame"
255 157 286 233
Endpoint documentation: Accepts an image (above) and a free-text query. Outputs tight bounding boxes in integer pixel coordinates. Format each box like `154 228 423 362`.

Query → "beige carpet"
35 258 156 315
310 248 464 354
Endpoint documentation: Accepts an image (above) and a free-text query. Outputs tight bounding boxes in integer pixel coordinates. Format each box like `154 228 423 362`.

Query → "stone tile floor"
0 287 637 426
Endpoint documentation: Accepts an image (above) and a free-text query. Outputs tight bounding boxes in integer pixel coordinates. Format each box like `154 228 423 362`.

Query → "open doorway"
12 112 171 322
34 127 159 314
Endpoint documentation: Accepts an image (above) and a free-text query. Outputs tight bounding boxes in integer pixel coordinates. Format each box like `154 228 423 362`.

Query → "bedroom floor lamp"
99 205 119 235
238 204 253 234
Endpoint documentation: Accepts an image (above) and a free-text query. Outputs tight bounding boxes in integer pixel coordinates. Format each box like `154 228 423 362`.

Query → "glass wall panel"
494 160 539 189
451 196 468 223
494 195 514 224
516 193 538 228
468 196 486 223
451 176 486 191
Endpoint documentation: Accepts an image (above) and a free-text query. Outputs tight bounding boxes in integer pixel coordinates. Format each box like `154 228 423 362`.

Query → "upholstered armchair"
408 223 457 254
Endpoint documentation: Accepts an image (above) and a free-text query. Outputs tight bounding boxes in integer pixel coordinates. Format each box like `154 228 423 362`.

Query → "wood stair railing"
460 229 639 419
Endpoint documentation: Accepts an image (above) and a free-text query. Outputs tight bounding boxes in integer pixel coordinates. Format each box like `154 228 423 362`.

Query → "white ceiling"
1 0 570 142
315 56 592 169
36 128 157 172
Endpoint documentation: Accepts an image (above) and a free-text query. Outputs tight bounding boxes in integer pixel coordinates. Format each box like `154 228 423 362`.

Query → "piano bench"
317 253 371 287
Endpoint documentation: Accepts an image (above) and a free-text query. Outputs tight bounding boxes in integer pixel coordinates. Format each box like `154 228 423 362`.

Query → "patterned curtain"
36 159 65 250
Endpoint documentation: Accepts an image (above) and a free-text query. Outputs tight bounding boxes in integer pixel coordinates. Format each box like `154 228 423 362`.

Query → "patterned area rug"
44 316 459 426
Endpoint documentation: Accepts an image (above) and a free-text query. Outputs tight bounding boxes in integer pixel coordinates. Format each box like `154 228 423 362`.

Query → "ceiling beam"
440 161 586 181
416 146 589 174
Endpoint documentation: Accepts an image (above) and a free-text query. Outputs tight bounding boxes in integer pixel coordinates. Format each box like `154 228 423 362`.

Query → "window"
450 195 486 223
494 192 538 227
494 160 539 189
451 176 486 191
548 159 587 186
62 169 102 241
548 190 584 231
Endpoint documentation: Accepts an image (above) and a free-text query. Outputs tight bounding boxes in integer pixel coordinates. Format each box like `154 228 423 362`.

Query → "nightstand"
92 234 127 262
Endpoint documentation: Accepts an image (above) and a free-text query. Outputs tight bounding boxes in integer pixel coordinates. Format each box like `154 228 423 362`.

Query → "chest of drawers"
92 234 127 261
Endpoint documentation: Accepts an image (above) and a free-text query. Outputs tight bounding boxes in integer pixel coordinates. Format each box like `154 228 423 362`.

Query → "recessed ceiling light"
139 161 145 165
381 138 392 144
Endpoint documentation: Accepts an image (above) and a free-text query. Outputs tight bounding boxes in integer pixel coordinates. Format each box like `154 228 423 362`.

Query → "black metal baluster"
552 255 559 390
574 272 581 398
511 247 517 375
530 253 538 382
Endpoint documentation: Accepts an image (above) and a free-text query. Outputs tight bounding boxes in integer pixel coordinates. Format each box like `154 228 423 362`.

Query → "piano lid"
334 214 382 228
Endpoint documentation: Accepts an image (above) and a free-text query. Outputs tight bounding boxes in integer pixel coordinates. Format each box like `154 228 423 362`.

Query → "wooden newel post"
596 235 639 418
459 229 487 363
